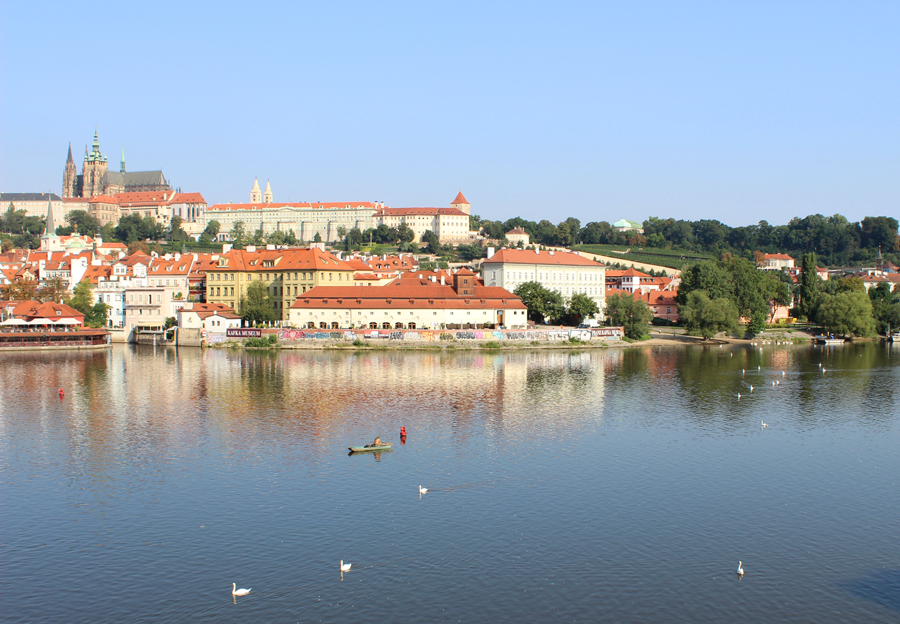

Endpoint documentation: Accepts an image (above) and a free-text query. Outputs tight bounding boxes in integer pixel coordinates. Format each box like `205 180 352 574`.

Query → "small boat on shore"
815 337 845 345
348 443 394 453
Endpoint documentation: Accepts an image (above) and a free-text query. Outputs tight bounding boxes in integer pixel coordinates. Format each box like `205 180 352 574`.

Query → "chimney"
174 253 181 261
535 248 540 254
549 251 555 255
246 245 256 253
431 275 436 282
440 275 445 286
266 244 275 250
222 243 233 253
487 247 495 259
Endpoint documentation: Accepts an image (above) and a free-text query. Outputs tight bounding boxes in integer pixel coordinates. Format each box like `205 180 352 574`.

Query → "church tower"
120 145 126 173
250 178 262 203
62 143 78 198
82 128 109 198
263 180 273 203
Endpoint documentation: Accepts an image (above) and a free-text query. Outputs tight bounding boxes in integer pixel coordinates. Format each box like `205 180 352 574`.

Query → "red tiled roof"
762 253 794 260
451 191 469 205
171 192 206 204
206 248 355 272
376 207 468 217
484 249 604 267
290 283 524 310
207 201 378 211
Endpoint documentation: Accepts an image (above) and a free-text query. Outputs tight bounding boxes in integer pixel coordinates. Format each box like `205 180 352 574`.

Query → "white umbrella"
0 318 27 325
27 318 53 325
54 318 81 325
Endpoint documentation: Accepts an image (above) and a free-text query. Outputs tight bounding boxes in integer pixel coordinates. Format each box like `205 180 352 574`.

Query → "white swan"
772 381 776 386
232 583 251 596
749 385 754 392
737 561 744 576
737 393 741 400
761 420 768 428
340 560 351 572
419 485 428 494
782 371 786 377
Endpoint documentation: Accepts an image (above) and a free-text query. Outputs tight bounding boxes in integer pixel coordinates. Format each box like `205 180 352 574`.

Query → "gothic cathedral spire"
251 178 262 203
264 180 273 203
121 145 126 173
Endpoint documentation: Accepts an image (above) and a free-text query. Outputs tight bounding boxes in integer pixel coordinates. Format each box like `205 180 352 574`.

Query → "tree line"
472 213 899 266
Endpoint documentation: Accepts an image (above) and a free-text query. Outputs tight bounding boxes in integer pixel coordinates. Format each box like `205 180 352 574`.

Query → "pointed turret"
264 180 273 203
67 143 74 164
250 178 262 203
450 191 471 215
41 191 61 251
120 145 126 173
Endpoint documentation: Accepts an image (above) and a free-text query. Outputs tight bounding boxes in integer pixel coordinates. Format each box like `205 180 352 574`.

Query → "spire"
66 143 74 163
264 180 273 203
120 145 126 173
44 190 58 237
250 178 262 203
451 191 469 205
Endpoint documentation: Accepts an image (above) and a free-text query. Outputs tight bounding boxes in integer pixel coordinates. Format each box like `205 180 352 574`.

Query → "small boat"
815 337 845 345
889 331 900 343
348 443 394 453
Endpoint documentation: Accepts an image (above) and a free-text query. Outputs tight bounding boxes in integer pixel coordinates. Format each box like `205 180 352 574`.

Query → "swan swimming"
737 393 741 400
749 385 754 392
761 420 768 428
419 485 428 494
340 560 352 572
232 583 251 596
737 561 744 576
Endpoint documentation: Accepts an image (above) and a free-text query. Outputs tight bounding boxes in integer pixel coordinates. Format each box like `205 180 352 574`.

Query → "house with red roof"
757 253 795 270
482 248 606 321
177 302 242 334
375 194 473 244
289 268 526 330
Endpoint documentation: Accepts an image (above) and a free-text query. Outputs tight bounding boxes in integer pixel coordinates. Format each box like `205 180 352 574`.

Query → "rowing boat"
348 443 394 453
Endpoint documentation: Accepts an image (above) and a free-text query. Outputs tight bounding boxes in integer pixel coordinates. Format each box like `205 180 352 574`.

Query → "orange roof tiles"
206 248 355 272
290 283 525 311
207 201 378 211
376 207 467 217
451 192 469 205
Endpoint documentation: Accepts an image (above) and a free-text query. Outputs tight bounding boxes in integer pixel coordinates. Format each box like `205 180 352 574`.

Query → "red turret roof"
451 192 469 205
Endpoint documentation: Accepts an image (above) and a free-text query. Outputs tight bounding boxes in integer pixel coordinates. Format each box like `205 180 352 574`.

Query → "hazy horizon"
2 2 897 227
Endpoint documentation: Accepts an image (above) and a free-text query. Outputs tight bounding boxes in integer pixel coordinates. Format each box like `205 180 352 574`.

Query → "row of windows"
500 270 602 282
210 272 347 281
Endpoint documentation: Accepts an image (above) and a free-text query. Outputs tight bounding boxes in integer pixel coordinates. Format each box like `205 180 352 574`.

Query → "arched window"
369 322 377 329
319 322 327 329
331 322 339 329
408 323 416 329
307 322 315 329
395 322 404 329
382 322 391 329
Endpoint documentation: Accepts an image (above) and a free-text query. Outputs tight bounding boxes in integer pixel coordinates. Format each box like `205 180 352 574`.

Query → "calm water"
2 343 899 623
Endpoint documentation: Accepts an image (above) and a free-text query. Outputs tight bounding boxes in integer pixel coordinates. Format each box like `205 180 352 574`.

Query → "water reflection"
2 343 899 624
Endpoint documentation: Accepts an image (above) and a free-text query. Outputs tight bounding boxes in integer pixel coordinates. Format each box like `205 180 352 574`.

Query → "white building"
481 248 606 320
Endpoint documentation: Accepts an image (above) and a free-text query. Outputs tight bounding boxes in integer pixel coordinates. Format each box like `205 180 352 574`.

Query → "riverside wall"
190 326 625 347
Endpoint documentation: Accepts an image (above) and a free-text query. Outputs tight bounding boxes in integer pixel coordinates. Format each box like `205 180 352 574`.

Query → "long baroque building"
206 182 474 244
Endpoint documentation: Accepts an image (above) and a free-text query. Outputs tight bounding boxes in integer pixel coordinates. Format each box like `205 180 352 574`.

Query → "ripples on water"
1 344 899 623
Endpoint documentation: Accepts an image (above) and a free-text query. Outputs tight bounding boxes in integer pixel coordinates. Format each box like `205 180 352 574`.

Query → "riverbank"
202 327 831 351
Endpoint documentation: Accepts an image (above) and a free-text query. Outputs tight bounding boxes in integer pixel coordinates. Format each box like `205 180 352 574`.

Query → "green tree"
169 216 189 242
127 241 150 255
69 280 95 315
397 223 415 244
815 290 876 337
85 301 111 328
241 280 276 325
230 221 246 246
267 230 285 246
566 292 600 325
66 210 100 236
799 252 820 322
1 238 13 252
603 292 652 339
513 281 565 324
421 230 442 255
313 231 322 243
203 220 221 240
680 291 740 340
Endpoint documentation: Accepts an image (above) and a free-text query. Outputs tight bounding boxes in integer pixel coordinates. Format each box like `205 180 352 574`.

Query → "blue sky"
1 1 897 226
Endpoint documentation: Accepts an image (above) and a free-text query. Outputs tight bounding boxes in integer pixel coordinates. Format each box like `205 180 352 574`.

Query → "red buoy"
400 426 407 436
59 388 64 398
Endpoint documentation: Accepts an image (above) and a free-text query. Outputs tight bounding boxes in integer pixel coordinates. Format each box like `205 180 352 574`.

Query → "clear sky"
1 1 897 227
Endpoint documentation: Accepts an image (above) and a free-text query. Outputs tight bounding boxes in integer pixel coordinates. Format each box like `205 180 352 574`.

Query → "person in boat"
365 436 383 448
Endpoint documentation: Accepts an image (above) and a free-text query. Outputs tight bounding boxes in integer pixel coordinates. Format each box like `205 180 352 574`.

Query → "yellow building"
205 246 357 320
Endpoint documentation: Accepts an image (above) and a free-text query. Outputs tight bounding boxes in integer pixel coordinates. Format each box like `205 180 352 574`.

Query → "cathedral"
62 129 170 198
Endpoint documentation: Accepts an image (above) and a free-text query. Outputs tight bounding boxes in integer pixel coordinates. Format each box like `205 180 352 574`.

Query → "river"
2 343 899 623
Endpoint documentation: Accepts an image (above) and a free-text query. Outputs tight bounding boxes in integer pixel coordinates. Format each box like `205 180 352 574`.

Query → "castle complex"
62 129 170 198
